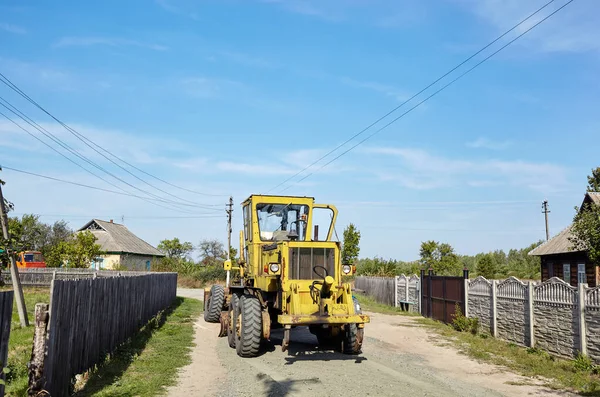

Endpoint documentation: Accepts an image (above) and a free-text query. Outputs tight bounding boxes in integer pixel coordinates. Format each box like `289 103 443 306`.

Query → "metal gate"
420 269 469 324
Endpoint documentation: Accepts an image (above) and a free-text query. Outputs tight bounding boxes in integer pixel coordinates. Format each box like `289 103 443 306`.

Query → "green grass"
354 293 420 316
4 287 50 397
360 298 600 395
74 297 202 397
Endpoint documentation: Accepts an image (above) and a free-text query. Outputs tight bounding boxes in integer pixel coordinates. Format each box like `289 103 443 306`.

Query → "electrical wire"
280 0 574 192
0 97 222 211
0 165 222 214
0 72 229 199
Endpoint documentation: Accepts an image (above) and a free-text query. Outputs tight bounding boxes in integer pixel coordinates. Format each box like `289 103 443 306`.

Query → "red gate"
420 269 468 324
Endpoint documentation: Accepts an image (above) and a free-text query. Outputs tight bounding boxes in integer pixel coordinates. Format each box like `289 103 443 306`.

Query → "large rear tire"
227 293 240 348
204 285 225 323
342 324 363 355
236 294 263 357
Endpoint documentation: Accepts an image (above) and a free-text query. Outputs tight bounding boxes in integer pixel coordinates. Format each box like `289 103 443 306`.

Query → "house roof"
530 192 599 257
78 219 165 257
528 225 585 256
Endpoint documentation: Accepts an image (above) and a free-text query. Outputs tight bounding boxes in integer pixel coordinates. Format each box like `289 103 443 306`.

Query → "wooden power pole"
0 178 29 327
542 200 550 241
225 196 233 287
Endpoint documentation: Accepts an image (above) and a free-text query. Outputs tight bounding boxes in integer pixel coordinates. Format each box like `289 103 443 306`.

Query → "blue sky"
1 0 599 261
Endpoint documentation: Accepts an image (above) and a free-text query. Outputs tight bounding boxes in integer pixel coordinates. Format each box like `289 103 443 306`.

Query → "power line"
0 72 229 199
0 165 221 214
11 212 224 220
0 112 212 214
0 97 222 212
280 0 574 192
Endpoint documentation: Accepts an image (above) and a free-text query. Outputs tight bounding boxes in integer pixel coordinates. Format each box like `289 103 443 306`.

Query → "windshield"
257 203 309 241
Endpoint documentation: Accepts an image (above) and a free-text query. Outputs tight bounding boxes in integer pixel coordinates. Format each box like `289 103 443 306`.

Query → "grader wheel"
227 293 240 348
341 324 363 355
235 294 262 358
204 285 225 323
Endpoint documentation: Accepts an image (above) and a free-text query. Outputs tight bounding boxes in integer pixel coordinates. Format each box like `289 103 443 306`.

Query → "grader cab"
203 194 369 357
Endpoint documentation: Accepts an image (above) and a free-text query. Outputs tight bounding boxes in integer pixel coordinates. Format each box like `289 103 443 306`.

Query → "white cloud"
339 77 408 102
217 51 278 69
366 146 569 193
0 22 26 34
179 77 246 99
216 161 295 176
54 37 168 51
155 0 200 20
466 137 512 150
455 0 600 53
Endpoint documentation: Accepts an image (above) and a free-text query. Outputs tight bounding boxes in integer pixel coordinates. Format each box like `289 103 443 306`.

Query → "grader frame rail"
204 194 369 357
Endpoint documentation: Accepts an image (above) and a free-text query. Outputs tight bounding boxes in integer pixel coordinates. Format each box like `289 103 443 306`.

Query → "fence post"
578 282 587 356
405 276 410 304
528 281 535 348
492 280 498 337
394 276 399 307
428 268 433 318
463 268 469 317
420 269 425 316
28 303 49 396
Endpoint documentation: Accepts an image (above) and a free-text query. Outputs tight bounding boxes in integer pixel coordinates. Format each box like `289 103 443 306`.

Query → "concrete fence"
354 275 421 311
467 276 600 362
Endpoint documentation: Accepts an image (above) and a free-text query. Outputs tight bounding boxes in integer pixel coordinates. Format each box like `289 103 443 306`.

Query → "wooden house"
529 192 600 287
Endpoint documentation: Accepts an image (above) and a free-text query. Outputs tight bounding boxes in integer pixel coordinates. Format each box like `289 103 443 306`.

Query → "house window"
563 264 571 283
578 263 586 284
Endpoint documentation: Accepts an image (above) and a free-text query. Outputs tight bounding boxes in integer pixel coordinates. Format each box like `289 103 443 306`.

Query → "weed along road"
171 288 571 397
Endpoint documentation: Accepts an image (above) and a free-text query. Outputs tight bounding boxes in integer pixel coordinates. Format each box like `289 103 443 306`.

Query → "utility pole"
542 200 550 241
0 176 29 326
225 196 233 288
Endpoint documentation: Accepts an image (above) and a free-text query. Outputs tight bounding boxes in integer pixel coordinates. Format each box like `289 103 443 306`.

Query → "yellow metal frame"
230 194 369 327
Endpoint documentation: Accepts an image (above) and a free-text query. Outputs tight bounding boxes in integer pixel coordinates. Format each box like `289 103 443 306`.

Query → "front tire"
204 285 225 323
342 324 363 354
236 294 263 357
227 293 240 348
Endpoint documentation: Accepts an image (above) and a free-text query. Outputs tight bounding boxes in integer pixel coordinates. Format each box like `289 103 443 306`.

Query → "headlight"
269 263 280 273
342 265 352 274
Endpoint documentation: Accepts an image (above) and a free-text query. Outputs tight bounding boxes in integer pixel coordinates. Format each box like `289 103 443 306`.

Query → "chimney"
110 219 113 223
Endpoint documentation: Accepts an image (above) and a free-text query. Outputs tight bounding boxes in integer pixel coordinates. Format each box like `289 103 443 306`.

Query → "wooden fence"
1 268 153 287
0 291 14 397
355 276 396 306
29 273 177 396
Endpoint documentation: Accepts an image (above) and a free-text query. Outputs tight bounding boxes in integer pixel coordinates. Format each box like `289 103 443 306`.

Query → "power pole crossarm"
542 200 550 241
0 179 29 326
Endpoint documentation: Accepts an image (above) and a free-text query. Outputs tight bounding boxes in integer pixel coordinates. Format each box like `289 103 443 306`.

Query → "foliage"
476 254 496 279
157 237 194 259
50 231 104 268
419 240 461 276
458 241 542 280
573 353 598 374
341 223 361 265
451 304 478 334
570 203 600 266
586 167 600 192
152 256 226 286
198 239 227 266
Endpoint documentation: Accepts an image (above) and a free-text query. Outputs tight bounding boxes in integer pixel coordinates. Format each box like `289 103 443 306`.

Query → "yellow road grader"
203 194 370 357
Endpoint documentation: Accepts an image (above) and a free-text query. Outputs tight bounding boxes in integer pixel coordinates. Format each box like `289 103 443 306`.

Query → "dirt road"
170 288 572 397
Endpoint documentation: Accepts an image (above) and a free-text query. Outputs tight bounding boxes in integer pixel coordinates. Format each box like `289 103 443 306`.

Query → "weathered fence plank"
1 268 154 287
355 277 395 306
29 273 177 396
0 291 14 397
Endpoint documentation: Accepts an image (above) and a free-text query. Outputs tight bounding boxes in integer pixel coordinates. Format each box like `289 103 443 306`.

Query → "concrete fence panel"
496 277 530 347
533 277 579 358
585 286 600 362
467 276 493 334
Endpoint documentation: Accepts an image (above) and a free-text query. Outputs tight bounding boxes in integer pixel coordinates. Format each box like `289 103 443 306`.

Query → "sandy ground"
168 288 575 397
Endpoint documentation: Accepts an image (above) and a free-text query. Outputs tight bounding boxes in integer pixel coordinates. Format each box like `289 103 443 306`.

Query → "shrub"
573 352 597 373
451 304 478 334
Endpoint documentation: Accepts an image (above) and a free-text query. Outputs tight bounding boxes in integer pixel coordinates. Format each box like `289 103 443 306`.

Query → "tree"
586 167 600 192
157 237 194 259
419 240 461 276
570 202 600 266
198 239 227 266
229 246 239 263
476 254 496 279
49 231 104 268
341 223 361 265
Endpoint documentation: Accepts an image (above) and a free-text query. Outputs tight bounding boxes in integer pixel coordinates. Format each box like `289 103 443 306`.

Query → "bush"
573 352 598 373
451 304 478 334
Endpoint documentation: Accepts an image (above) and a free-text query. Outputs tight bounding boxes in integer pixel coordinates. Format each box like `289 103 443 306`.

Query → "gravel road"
170 288 573 397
